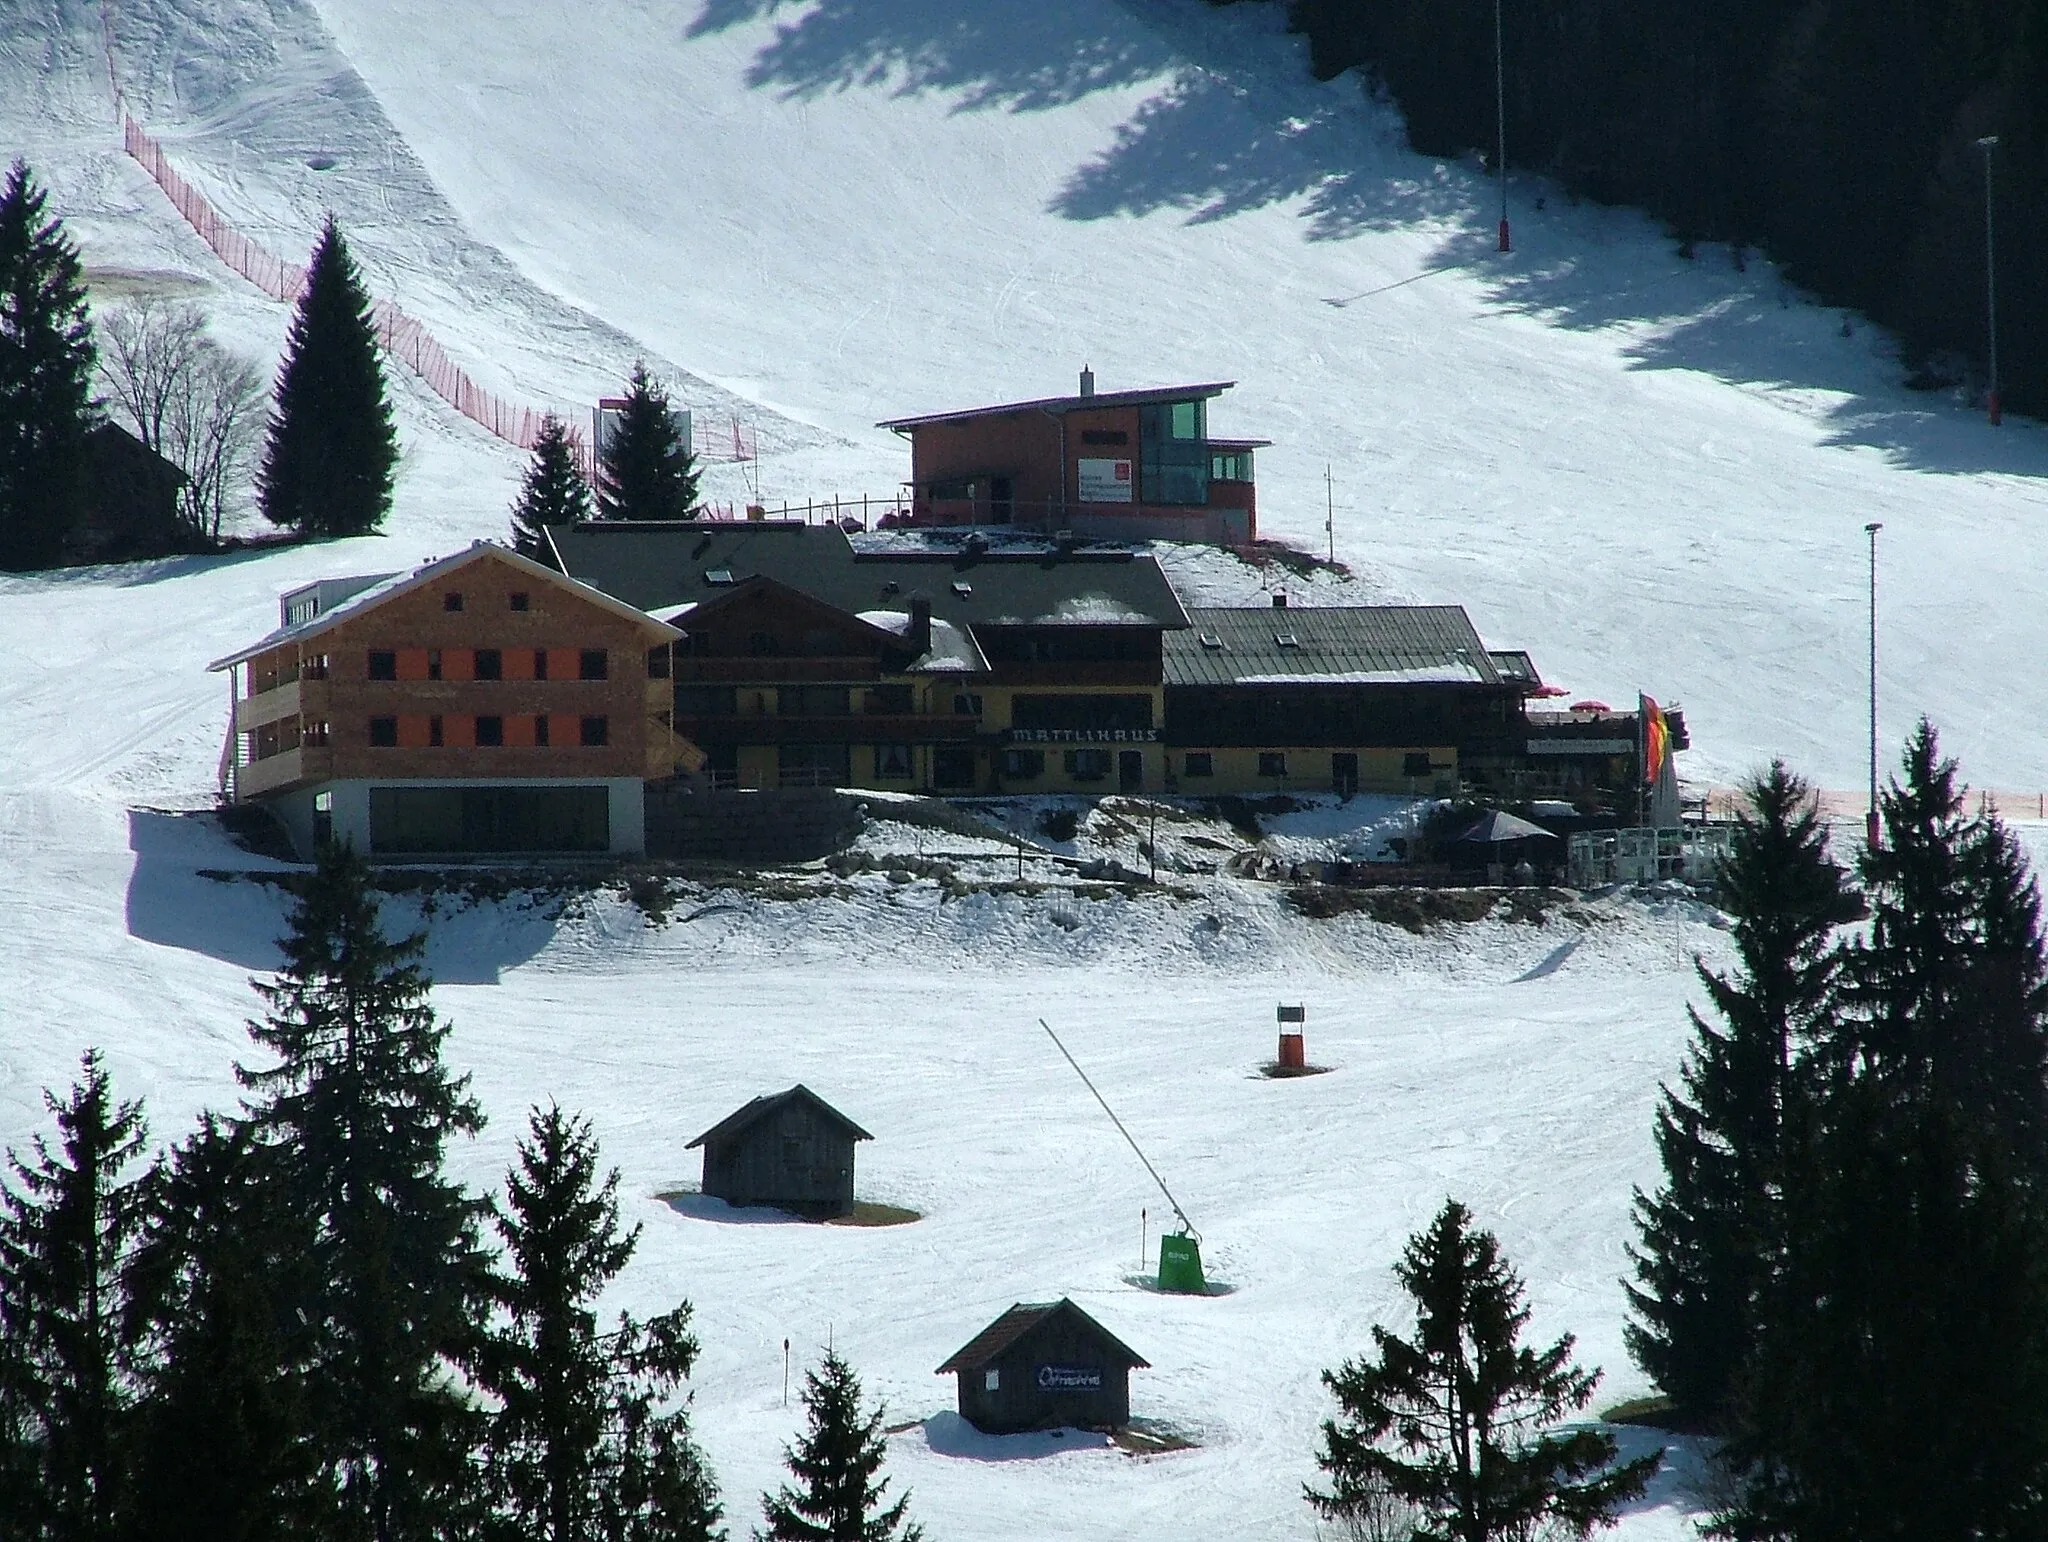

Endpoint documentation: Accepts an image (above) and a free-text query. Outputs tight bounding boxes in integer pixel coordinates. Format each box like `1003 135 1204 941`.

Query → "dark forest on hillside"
1247 0 2048 416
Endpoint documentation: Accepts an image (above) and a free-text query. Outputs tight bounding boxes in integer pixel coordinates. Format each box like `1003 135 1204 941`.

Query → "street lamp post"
1865 521 1883 851
1977 135 2001 425
1495 0 1510 253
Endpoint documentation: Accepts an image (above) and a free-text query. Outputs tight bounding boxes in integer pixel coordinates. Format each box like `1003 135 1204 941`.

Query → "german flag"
1641 695 1670 786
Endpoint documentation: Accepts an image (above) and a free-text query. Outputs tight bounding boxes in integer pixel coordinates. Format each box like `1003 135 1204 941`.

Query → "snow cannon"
1157 1229 1207 1295
1277 1003 1307 1070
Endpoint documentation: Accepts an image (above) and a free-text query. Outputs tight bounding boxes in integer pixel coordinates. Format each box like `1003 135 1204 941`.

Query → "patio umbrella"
1451 810 1560 845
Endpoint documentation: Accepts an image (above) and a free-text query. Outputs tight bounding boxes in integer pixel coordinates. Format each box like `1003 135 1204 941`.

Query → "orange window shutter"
397 648 430 681
397 714 432 748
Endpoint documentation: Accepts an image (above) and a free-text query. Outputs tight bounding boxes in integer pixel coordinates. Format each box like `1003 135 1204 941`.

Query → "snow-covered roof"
207 542 683 672
1163 605 1507 689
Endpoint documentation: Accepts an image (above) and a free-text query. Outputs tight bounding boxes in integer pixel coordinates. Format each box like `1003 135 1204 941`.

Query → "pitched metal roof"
685 1085 874 1151
1163 605 1503 689
207 541 683 672
935 1298 1150 1375
546 522 1189 630
877 381 1234 432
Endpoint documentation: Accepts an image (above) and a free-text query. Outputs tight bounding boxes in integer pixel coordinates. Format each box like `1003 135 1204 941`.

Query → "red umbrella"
1531 684 1570 698
1570 699 1612 713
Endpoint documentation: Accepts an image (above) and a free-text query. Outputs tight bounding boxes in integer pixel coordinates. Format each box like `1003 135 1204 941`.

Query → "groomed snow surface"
6 0 2048 1534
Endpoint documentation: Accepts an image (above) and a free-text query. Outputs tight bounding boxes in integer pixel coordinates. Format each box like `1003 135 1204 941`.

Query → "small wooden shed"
687 1085 872 1218
936 1298 1149 1434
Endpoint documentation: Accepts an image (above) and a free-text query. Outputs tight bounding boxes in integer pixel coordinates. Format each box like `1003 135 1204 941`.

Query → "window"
1183 751 1214 777
953 692 983 717
875 744 914 779
369 785 609 855
984 1368 1001 1391
951 581 972 598
473 648 502 681
999 748 1045 779
369 716 398 747
779 686 850 717
428 649 443 681
1198 633 1223 650
533 649 549 681
443 592 463 612
1403 751 1433 778
474 715 504 747
746 631 780 657
368 650 397 680
1081 428 1128 446
579 649 608 680
1210 449 1253 482
1065 748 1111 781
675 685 738 716
704 568 735 585
580 715 609 747
864 685 913 715
1258 752 1288 777
303 719 330 746
509 591 530 611
647 647 671 678
534 714 550 747
1274 632 1300 648
1139 400 1209 505
303 654 329 680
429 716 444 747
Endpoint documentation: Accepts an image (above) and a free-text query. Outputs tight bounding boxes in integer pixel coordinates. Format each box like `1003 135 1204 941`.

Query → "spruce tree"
258 217 398 538
509 414 590 562
123 1117 321 1542
0 159 96 570
1625 762 1858 1429
237 840 489 1542
597 364 699 522
480 1103 721 1542
1311 1199 1658 1542
0 1050 151 1542
758 1351 919 1542
1842 720 2048 1167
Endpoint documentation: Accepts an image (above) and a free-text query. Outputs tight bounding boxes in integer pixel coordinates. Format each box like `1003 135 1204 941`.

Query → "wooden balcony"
234 744 332 799
235 678 327 732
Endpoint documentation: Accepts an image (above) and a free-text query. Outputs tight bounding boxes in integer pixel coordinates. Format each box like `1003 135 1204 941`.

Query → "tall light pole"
1865 521 1883 851
1495 0 1511 252
1976 135 2001 425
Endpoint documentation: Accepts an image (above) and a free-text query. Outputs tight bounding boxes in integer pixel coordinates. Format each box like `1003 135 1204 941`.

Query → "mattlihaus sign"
1005 728 1159 744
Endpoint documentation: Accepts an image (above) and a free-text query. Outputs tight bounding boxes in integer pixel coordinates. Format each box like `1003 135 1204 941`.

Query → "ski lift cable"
1039 1019 1198 1242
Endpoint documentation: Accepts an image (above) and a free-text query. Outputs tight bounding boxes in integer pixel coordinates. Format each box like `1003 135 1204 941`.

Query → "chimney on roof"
1271 591 1288 609
1079 365 1095 398
908 595 932 657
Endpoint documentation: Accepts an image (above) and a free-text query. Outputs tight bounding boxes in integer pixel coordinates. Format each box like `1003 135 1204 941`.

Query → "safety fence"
1702 786 2048 822
119 115 755 472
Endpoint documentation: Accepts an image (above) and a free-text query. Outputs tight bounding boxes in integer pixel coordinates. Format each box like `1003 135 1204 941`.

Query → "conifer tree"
1841 720 2048 1167
258 217 398 538
238 840 489 1542
1311 1199 1657 1542
0 159 96 570
597 364 699 522
123 1117 321 1542
0 1050 151 1542
758 1351 919 1542
480 1103 722 1542
1625 762 1858 1429
509 413 590 562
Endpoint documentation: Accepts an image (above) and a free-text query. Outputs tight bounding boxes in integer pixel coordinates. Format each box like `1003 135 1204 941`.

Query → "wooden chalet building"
208 543 693 859
937 1299 1149 1434
547 520 1188 796
1161 602 1531 797
877 372 1268 545
687 1085 872 1218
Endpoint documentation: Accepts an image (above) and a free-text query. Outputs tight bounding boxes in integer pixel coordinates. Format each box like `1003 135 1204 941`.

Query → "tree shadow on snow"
693 0 2048 476
123 809 564 985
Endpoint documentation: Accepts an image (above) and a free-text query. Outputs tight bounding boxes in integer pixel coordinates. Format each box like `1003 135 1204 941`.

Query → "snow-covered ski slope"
1 1 2045 1535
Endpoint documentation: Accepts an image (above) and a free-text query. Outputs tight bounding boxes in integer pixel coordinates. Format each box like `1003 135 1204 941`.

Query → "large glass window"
779 686 850 716
370 785 609 853
1140 400 1208 505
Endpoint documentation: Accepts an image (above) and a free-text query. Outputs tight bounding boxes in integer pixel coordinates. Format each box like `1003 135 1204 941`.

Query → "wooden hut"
687 1085 872 1218
936 1299 1149 1434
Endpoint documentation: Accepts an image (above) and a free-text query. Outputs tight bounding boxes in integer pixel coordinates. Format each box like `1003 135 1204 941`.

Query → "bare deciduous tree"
97 298 264 544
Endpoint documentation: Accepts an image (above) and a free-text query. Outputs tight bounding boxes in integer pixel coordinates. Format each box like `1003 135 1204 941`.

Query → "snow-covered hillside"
4 0 2045 1536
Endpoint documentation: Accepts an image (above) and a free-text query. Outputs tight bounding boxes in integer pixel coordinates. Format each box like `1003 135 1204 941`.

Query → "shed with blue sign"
936 1298 1149 1434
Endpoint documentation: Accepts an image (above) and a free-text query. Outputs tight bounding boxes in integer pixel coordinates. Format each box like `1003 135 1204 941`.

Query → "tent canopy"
1450 810 1560 845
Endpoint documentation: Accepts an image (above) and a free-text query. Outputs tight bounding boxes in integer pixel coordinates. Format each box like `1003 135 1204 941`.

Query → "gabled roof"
877 381 1235 433
1163 606 1504 688
686 1085 874 1151
207 541 683 672
936 1298 1150 1374
546 521 1188 630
